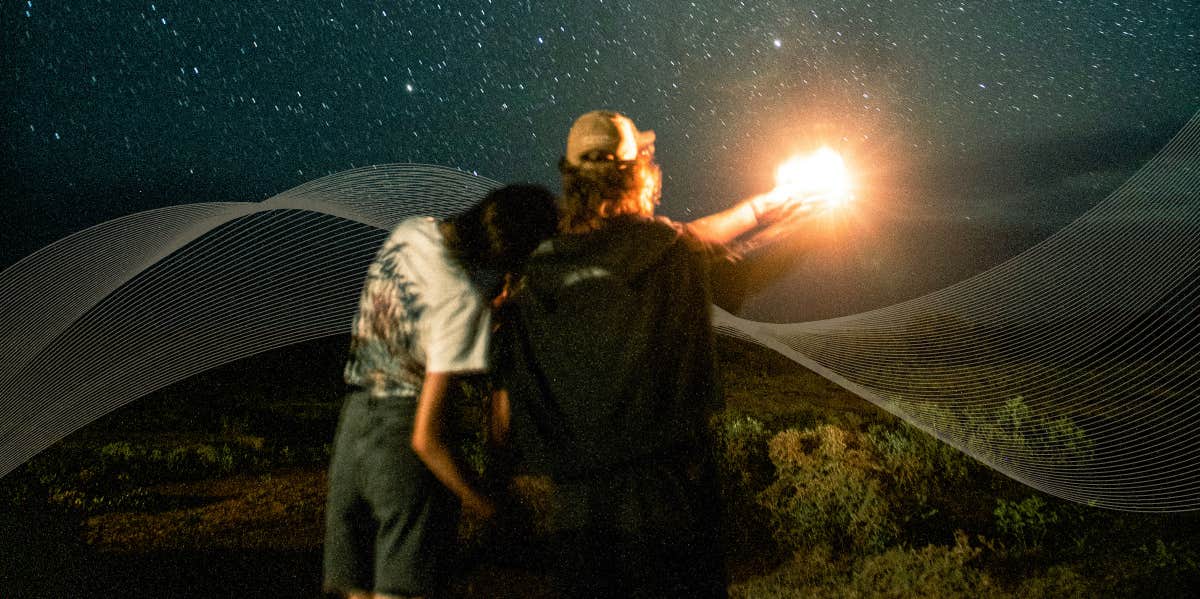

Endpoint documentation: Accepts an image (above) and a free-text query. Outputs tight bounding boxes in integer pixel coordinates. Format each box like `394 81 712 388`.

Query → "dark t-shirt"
496 215 727 479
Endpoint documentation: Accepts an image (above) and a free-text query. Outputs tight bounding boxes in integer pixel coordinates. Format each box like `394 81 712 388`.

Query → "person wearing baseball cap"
489 110 812 598
558 109 795 240
564 109 657 165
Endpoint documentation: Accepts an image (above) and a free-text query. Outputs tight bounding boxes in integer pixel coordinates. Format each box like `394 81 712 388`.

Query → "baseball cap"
564 110 656 166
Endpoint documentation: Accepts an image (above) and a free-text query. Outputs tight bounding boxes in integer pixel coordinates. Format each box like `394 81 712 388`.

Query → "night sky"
3 1 1198 318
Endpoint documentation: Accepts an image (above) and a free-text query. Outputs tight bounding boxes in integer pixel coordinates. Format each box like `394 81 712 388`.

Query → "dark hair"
557 152 661 234
443 184 560 271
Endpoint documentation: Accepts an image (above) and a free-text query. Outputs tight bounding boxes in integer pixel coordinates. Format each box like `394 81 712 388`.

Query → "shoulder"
647 216 722 256
377 216 442 257
650 215 687 234
386 216 439 244
606 214 686 245
368 217 467 288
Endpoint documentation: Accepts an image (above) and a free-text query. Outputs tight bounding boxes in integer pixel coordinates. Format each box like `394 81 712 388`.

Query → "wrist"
465 494 496 516
750 192 780 225
750 197 763 224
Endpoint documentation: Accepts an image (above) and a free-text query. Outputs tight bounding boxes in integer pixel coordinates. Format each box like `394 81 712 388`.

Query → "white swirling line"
2 112 1199 511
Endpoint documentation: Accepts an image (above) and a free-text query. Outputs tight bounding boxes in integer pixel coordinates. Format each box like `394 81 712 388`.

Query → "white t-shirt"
343 217 491 398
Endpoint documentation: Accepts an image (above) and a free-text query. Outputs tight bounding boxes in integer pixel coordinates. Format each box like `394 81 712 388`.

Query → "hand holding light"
767 147 855 218
686 146 856 246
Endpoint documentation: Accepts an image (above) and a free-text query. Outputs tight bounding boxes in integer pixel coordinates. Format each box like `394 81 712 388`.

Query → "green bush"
710 413 777 558
99 441 135 463
713 413 773 491
866 422 971 507
1139 538 1200 580
727 544 839 599
994 495 1059 553
731 533 1018 599
1042 415 1095 466
1013 565 1091 599
757 425 897 553
848 532 1004 598
904 396 1094 474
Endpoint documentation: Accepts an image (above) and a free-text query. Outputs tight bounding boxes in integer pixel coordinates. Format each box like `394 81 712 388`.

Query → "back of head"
446 184 559 271
559 110 661 233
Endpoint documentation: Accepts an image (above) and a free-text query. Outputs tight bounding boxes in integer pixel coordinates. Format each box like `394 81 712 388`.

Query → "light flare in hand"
774 147 854 209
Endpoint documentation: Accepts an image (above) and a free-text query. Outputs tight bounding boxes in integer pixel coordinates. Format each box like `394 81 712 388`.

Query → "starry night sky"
3 1 1198 318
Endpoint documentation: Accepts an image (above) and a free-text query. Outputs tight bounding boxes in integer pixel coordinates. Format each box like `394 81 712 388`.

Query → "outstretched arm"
684 190 804 245
412 370 496 519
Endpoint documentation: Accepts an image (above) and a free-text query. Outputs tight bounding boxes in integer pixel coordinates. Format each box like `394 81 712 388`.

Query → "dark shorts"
323 391 459 596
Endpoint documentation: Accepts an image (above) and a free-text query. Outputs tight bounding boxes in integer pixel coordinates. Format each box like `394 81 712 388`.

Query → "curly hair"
557 152 661 234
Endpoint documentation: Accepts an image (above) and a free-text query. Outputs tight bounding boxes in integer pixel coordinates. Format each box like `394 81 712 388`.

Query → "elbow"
410 430 432 457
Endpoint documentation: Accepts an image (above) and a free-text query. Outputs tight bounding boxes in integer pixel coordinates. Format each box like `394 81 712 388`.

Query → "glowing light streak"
774 147 854 210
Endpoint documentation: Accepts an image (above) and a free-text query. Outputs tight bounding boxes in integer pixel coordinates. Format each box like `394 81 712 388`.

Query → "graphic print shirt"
343 217 491 398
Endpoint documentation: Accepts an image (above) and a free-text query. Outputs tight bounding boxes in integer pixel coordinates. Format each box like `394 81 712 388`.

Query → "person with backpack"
492 110 819 598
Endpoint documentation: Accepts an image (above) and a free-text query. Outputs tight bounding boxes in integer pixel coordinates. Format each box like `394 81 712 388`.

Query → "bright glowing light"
774 147 853 209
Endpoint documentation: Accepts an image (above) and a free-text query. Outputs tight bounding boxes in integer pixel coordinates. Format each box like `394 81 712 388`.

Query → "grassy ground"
1 335 1197 597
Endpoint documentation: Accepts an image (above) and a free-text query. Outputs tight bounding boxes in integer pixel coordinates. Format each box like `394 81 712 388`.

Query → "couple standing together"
324 110 816 598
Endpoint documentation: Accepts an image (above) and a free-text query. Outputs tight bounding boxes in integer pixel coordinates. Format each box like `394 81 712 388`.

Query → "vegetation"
1 335 1197 597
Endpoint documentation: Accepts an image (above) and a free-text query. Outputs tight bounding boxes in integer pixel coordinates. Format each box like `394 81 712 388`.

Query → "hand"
463 495 497 521
749 189 784 223
751 189 816 225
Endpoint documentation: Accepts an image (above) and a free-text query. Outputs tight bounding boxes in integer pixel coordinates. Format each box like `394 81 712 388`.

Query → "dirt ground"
5 466 574 598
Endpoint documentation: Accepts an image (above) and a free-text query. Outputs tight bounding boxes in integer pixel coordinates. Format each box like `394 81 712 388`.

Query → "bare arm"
684 196 758 245
411 371 496 519
489 387 511 449
684 191 801 245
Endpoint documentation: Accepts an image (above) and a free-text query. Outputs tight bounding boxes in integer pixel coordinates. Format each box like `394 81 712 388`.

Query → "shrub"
99 441 135 463
731 533 1015 599
712 413 773 491
194 444 220 469
1043 415 1095 466
710 413 777 558
866 422 971 507
994 495 1059 553
1013 565 1091 599
727 544 840 599
757 425 897 552
905 396 1094 475
1138 538 1200 583
848 531 1004 598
